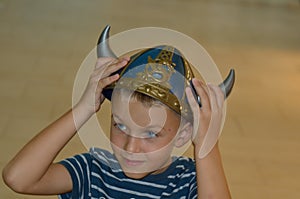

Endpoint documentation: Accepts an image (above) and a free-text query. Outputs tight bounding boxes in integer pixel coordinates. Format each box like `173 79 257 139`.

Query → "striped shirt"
58 148 197 199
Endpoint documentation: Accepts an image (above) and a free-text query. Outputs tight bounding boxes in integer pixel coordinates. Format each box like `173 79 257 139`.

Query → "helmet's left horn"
97 25 117 58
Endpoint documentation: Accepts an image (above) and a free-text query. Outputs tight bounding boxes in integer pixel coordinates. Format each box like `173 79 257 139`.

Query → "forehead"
111 90 181 128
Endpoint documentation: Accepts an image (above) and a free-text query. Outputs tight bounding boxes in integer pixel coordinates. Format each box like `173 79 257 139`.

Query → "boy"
3 28 233 198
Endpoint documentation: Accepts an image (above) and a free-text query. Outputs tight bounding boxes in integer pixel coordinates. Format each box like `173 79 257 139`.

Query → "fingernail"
122 57 130 61
207 82 214 89
113 74 119 79
185 87 191 94
192 78 199 86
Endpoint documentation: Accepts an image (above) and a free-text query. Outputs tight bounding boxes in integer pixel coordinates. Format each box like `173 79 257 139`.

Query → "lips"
123 157 145 167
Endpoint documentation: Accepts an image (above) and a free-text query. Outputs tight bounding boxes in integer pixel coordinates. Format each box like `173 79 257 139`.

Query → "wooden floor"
0 0 299 198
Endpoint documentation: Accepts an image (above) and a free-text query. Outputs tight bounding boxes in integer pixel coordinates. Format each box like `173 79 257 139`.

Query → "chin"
121 163 170 179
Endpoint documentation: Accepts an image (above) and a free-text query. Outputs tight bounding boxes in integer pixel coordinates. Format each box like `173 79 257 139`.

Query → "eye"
146 131 158 139
114 123 127 132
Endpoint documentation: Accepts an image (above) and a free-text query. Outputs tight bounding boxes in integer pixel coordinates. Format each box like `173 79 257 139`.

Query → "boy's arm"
186 79 231 199
2 108 88 194
194 144 231 199
2 57 129 194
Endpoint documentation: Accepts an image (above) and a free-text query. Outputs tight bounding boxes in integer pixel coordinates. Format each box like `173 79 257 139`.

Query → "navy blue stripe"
58 148 197 198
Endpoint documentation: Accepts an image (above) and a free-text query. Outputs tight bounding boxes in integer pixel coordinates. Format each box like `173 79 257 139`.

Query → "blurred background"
0 0 299 198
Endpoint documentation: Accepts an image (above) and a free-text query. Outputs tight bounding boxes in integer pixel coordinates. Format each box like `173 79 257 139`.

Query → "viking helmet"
97 25 235 120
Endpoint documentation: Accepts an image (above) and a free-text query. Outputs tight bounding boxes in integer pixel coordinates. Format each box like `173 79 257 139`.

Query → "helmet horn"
97 26 235 101
97 25 117 58
219 69 235 98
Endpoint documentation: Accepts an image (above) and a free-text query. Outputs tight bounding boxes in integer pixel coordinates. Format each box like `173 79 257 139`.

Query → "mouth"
122 157 145 167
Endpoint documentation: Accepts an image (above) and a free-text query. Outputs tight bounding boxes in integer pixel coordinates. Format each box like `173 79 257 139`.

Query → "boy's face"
110 91 182 179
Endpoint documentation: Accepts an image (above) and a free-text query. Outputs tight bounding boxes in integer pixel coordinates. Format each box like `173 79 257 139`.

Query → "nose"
124 135 142 153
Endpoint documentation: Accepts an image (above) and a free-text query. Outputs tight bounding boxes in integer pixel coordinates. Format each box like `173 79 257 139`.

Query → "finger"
96 73 120 93
210 84 225 109
207 84 218 113
192 79 211 110
93 58 128 80
95 57 116 69
104 58 129 75
186 87 200 112
185 87 201 139
119 56 130 62
199 80 209 95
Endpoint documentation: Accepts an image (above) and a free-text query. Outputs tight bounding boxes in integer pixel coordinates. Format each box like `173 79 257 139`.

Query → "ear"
175 122 193 148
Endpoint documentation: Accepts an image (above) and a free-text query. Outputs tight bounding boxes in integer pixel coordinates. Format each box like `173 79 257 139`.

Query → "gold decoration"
106 46 195 120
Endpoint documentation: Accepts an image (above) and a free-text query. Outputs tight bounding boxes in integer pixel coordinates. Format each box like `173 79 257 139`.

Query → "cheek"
145 143 174 165
143 136 176 153
110 128 126 148
144 129 178 151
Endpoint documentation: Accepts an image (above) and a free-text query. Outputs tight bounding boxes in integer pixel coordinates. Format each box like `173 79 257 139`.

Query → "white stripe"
91 184 114 199
189 186 197 199
182 172 196 178
99 168 167 189
91 172 160 198
79 154 91 196
191 194 197 199
91 154 167 189
64 159 83 199
177 156 190 161
73 156 87 199
91 178 160 199
91 148 118 163
92 159 122 172
99 150 118 163
188 176 197 199
168 182 176 187
92 152 110 164
162 182 190 196
176 165 185 169
167 171 196 179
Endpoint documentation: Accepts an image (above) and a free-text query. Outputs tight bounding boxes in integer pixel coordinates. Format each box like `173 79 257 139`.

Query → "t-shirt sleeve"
188 175 198 199
57 153 92 199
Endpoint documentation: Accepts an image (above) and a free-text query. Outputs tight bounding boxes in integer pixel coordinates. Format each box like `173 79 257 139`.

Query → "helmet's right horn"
219 69 235 98
97 25 117 58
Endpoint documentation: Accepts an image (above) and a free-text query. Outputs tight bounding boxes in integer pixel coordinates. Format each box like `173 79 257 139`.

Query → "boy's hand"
76 57 129 114
186 79 225 150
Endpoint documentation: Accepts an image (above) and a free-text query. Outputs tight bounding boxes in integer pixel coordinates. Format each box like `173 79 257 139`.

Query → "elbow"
2 166 29 194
